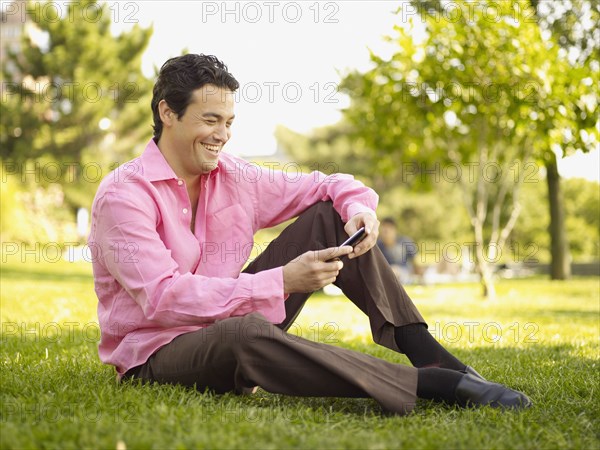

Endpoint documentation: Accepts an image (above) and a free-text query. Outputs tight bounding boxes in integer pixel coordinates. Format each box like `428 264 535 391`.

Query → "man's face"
166 84 235 176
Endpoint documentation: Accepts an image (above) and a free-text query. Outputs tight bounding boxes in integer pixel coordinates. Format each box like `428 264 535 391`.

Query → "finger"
315 246 353 262
322 259 343 271
312 271 338 290
322 276 337 288
362 217 378 235
349 234 376 259
344 215 365 236
314 263 343 280
344 223 359 237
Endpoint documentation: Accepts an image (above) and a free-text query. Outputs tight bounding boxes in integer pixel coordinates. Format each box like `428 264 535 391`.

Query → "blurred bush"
1 167 77 245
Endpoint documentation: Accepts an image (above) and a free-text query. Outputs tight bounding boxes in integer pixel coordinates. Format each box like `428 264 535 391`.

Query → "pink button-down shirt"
89 139 378 374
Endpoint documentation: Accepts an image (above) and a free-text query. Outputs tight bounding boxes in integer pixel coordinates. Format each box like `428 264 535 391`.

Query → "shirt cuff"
344 203 378 222
250 267 287 324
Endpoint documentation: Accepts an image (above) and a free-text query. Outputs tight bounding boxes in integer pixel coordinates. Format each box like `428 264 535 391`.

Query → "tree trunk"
479 262 496 300
472 233 496 300
545 153 571 279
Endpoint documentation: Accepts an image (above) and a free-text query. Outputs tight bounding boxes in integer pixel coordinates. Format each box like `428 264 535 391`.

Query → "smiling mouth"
201 143 221 155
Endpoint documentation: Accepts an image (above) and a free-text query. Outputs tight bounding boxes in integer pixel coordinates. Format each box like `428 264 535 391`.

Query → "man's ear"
158 100 175 127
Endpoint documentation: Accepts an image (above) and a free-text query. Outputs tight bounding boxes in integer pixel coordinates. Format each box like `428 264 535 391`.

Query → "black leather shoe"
461 365 486 380
454 374 532 410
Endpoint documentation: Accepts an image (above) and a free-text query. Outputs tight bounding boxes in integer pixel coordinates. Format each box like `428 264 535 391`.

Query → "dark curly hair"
151 54 239 142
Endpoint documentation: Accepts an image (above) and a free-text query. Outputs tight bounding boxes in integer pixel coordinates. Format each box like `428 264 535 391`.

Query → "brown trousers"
126 201 427 414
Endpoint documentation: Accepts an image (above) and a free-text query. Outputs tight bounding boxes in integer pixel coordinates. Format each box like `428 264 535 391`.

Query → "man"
89 54 531 415
377 217 418 284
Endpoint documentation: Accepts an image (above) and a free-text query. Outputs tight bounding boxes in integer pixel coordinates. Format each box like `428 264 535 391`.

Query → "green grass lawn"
1 258 598 449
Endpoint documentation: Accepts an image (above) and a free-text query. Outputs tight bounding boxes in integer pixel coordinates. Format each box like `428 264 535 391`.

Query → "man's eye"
226 122 233 128
205 120 217 125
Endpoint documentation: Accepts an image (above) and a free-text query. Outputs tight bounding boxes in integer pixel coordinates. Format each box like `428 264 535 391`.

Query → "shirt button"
183 208 188 214
177 179 183 186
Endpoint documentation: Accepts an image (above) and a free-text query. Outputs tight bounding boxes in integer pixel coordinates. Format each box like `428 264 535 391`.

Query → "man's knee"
301 201 343 226
237 313 279 345
311 200 337 217
312 200 334 212
213 313 274 347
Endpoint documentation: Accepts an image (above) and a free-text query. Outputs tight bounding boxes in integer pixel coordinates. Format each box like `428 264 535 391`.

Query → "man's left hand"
344 212 380 259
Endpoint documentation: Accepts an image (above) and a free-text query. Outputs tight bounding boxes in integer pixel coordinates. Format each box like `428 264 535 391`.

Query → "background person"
377 217 419 284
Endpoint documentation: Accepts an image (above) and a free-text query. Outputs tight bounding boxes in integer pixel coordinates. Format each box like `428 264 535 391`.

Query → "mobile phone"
340 227 366 248
326 227 367 262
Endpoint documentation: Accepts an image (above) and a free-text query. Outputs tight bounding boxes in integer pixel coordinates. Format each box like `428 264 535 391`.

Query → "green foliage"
1 259 598 448
509 174 551 262
275 124 377 188
511 176 600 262
530 0 599 66
562 178 600 260
376 183 472 243
0 168 77 244
342 0 598 169
0 0 153 209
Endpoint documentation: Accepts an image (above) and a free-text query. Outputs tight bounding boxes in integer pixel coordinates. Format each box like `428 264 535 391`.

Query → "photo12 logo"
1 81 140 105
399 1 538 24
1 1 139 24
200 1 340 24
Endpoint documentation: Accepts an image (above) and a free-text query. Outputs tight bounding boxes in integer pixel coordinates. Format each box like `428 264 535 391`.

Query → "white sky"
108 1 597 182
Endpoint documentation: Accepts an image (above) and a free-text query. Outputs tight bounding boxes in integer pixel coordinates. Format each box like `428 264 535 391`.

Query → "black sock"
417 367 464 404
394 323 467 371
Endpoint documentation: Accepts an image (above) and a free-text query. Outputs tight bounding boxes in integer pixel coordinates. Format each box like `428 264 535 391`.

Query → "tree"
339 0 598 298
406 0 600 280
1 0 153 208
529 0 599 279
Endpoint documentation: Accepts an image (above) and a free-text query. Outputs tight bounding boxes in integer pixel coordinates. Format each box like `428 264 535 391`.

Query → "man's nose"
215 123 229 142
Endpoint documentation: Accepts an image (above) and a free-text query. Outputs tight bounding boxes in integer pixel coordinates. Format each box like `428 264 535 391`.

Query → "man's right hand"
282 246 353 294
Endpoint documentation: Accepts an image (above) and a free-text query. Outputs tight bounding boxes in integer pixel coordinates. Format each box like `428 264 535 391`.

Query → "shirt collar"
139 138 221 182
139 139 178 182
